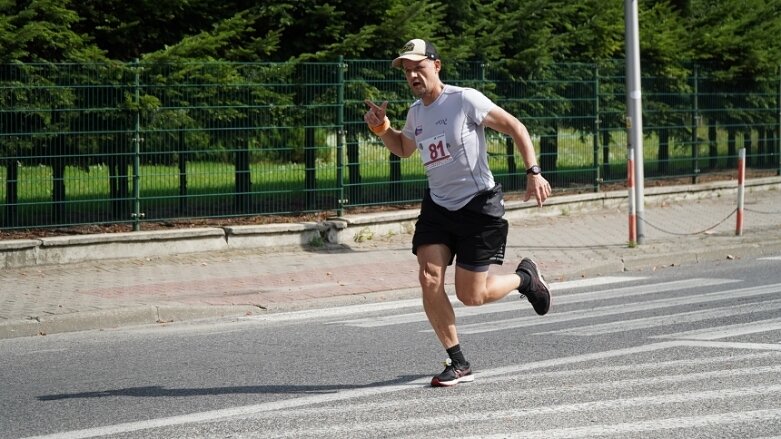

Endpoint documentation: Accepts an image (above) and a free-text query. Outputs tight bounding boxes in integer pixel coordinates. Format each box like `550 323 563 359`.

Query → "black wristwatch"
525 165 542 175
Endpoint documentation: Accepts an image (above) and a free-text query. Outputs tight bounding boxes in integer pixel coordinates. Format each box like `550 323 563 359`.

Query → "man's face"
401 58 440 97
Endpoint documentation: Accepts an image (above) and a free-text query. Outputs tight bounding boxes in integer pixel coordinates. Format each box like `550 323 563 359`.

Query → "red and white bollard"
628 148 637 245
736 148 746 236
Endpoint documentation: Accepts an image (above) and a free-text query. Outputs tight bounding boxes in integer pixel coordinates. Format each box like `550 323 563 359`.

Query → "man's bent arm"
378 129 417 158
482 106 538 169
483 106 551 207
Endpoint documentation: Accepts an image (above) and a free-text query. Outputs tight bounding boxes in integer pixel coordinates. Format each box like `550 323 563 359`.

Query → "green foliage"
680 0 781 129
688 0 781 77
142 8 282 62
0 0 105 63
2 0 780 170
3 0 780 76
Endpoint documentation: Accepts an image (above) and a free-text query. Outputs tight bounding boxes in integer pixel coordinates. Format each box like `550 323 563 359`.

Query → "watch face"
527 165 541 175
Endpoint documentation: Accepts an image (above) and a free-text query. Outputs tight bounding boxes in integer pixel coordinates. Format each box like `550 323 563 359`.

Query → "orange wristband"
370 117 391 136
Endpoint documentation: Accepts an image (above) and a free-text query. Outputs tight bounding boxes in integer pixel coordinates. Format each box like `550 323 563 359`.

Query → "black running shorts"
412 185 509 271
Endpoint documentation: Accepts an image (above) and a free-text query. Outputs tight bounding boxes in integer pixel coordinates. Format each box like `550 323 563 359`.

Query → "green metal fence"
1 60 779 231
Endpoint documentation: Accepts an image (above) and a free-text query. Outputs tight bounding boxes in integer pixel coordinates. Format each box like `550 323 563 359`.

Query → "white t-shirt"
401 85 497 210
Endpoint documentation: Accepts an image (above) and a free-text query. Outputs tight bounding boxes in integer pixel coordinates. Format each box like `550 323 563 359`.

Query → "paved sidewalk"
1 182 780 339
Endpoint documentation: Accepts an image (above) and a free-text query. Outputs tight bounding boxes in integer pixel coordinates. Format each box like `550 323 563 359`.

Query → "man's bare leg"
454 268 521 306
416 244 458 348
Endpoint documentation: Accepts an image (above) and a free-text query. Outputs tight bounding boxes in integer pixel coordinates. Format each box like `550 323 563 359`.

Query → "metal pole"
625 0 645 243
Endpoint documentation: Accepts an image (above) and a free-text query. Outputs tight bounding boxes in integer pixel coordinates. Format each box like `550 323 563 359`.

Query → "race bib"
419 133 452 171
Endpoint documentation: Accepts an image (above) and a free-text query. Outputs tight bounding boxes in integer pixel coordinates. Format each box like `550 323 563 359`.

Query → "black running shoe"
430 358 474 387
516 257 551 316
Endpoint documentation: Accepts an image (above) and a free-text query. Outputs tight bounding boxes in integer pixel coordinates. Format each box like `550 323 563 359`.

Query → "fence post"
504 63 519 189
235 128 251 212
777 64 781 176
178 129 187 213
593 64 601 192
50 109 66 222
336 56 346 216
3 158 18 227
131 59 144 231
302 66 317 210
691 65 700 184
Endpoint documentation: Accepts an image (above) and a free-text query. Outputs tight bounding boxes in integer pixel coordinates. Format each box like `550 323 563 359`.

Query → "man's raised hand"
363 100 388 127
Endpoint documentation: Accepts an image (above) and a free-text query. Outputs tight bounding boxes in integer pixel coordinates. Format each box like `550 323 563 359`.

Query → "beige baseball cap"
391 39 440 68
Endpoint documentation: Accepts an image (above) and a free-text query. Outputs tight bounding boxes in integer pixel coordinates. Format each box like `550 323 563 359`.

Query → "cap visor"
392 54 428 68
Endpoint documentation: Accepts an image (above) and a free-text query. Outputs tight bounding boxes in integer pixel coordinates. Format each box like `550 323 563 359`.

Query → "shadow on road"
37 375 428 401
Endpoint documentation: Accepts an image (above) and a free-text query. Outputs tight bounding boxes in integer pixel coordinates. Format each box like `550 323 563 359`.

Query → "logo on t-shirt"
415 125 423 136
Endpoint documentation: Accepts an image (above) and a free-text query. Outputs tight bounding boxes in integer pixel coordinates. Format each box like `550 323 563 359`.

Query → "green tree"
637 1 696 176
71 0 262 61
685 0 781 168
0 0 105 226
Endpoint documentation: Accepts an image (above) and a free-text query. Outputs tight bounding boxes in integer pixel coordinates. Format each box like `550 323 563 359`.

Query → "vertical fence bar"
778 64 781 176
336 56 346 217
736 148 746 236
502 59 520 191
131 59 143 231
4 157 19 228
691 66 700 184
627 148 637 246
593 64 601 192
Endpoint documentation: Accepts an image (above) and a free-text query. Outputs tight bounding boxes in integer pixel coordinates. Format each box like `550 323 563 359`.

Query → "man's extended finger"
364 99 381 110
523 186 544 207
364 99 389 114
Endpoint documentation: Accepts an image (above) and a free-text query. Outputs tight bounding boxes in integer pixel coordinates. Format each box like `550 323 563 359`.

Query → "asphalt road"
3 253 781 438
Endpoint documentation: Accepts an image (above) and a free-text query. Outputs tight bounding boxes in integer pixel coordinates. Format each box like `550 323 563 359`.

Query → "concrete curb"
225 222 327 249
578 235 781 279
2 177 779 269
328 178 781 246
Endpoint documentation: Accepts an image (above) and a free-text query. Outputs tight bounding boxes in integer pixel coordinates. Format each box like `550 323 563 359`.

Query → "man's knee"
454 267 489 306
456 289 487 306
418 269 442 292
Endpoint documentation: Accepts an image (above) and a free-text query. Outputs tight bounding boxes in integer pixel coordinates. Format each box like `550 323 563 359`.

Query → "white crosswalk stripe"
538 297 781 336
220 342 781 439
462 410 781 439
333 277 735 328
454 282 781 335
654 316 781 340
